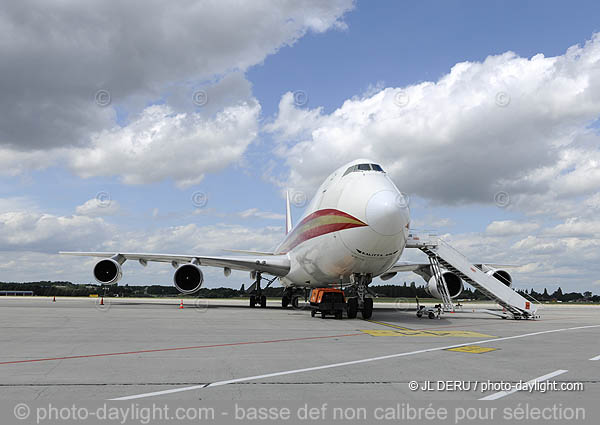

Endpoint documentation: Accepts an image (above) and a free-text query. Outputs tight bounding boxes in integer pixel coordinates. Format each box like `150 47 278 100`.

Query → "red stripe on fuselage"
276 209 367 253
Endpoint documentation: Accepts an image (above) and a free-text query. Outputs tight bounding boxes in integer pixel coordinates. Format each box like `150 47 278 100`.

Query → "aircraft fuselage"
276 159 410 288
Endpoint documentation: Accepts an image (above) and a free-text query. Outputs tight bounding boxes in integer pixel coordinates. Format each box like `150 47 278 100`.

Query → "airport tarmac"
1 296 599 402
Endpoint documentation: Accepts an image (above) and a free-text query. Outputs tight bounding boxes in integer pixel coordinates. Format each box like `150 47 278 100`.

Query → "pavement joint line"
0 333 365 366
478 369 568 401
109 323 600 401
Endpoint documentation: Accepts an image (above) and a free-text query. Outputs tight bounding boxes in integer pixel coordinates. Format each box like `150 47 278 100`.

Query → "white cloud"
0 196 37 213
107 223 283 254
68 102 261 187
544 217 600 238
0 198 285 284
434 229 600 292
485 220 540 236
411 216 454 229
268 34 600 217
0 0 354 184
75 198 120 217
0 211 111 253
238 208 286 220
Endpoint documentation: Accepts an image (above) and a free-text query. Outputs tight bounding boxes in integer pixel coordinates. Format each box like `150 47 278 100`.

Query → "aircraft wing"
386 261 519 274
59 251 291 276
386 261 426 273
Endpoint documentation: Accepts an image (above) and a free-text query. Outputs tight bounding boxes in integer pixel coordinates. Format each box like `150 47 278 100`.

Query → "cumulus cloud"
107 223 282 254
0 199 284 284
268 34 600 216
238 208 286 220
544 217 600 238
69 102 261 187
0 211 111 253
434 230 600 292
485 220 540 236
0 0 354 182
75 198 120 217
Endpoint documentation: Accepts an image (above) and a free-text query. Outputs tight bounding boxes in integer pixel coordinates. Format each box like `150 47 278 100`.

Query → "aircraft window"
343 165 357 176
343 163 384 176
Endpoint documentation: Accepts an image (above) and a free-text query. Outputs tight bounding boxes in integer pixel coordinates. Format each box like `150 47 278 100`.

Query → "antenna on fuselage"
285 190 293 234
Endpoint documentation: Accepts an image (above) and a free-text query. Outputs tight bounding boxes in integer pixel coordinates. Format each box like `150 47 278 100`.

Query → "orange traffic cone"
100 297 104 306
179 300 184 309
52 296 56 302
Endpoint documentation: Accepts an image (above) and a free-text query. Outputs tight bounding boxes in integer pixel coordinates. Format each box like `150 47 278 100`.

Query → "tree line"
0 281 598 302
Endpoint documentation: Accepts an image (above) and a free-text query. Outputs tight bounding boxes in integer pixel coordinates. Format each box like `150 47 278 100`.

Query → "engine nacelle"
486 269 512 287
426 271 463 299
174 263 204 294
93 259 123 285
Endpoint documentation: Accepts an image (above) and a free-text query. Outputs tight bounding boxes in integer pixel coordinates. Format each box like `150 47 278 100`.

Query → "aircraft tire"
361 298 373 319
249 295 256 307
260 295 267 308
347 298 358 319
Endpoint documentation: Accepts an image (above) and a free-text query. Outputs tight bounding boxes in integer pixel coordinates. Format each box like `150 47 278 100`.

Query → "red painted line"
0 333 365 365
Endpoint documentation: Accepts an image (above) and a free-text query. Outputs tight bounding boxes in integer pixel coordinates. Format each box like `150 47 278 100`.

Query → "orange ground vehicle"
309 288 346 319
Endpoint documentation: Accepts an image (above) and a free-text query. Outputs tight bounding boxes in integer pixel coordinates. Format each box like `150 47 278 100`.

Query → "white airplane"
61 159 515 319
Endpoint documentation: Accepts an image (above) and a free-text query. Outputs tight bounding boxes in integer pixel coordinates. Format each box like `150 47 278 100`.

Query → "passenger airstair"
407 234 540 319
428 255 455 312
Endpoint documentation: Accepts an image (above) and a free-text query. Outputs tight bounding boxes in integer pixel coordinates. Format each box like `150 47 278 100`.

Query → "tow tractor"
309 288 346 319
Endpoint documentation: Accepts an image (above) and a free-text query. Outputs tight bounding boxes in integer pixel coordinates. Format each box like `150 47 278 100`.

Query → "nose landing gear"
347 273 374 319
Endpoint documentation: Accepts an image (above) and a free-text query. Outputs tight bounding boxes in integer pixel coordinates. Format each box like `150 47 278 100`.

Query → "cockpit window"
342 165 356 176
343 163 385 176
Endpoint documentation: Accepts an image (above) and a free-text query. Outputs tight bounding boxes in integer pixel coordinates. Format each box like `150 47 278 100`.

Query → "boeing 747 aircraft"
61 159 522 319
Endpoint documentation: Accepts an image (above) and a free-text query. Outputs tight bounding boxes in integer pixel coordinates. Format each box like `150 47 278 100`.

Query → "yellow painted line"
367 320 412 331
447 345 498 354
360 329 494 337
363 320 494 338
367 320 441 335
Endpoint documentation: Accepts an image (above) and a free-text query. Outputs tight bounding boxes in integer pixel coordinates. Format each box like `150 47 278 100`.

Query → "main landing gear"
346 273 374 319
248 272 276 308
281 288 306 309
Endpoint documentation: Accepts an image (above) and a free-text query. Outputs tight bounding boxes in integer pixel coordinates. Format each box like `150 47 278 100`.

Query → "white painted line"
110 324 600 401
590 354 600 361
479 369 568 401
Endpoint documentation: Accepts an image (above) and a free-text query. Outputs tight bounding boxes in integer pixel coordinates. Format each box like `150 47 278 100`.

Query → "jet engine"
174 263 204 294
93 258 123 285
426 271 463 299
485 268 512 287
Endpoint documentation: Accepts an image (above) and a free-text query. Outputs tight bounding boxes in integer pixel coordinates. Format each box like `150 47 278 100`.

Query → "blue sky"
1 0 600 292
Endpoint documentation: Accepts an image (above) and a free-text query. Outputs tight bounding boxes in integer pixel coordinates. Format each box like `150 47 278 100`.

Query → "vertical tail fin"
285 190 293 234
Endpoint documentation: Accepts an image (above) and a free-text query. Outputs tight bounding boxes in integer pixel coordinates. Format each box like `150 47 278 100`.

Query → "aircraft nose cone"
366 190 409 236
